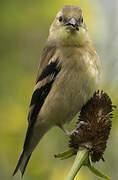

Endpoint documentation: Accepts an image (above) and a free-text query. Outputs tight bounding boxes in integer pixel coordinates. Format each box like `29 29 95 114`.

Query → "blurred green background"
0 0 118 179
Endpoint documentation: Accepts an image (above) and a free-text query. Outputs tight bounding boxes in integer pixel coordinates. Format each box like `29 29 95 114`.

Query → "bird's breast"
38 48 100 125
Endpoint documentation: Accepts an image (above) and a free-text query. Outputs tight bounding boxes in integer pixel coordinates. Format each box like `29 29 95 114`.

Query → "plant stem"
66 148 89 180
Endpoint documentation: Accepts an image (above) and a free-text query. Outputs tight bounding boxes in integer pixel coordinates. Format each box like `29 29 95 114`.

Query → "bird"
13 5 101 177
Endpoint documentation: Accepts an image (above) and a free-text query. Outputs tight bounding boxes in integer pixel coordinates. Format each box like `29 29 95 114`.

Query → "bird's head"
48 5 90 46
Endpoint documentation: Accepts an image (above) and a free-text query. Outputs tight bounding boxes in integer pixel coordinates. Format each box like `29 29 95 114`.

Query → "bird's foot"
71 121 88 134
58 121 88 137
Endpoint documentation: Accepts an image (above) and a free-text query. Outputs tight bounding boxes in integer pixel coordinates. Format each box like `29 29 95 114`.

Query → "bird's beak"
66 18 79 32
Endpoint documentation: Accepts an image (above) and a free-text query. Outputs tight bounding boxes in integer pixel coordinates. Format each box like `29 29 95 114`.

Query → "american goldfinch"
13 5 101 176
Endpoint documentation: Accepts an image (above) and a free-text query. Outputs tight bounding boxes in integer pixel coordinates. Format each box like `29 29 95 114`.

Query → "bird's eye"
59 16 63 22
80 18 83 23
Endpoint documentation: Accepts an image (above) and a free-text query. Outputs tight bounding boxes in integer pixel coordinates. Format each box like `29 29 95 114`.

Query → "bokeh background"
0 0 118 180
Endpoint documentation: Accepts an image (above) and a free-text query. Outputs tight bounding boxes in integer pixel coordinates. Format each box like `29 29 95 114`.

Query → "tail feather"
20 153 31 177
13 150 31 177
13 123 51 177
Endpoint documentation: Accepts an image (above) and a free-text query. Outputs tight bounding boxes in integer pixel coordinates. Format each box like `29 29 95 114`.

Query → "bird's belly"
38 65 98 126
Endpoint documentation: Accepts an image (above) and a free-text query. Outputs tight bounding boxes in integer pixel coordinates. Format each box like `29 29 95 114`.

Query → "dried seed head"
69 91 116 162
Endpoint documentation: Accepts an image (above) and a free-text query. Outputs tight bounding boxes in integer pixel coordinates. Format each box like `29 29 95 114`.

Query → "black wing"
23 60 61 149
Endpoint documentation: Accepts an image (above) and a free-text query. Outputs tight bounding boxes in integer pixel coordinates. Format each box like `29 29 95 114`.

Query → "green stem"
66 148 89 180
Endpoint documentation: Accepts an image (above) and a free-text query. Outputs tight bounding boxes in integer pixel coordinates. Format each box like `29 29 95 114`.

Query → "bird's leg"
58 121 88 137
58 124 72 137
71 121 88 134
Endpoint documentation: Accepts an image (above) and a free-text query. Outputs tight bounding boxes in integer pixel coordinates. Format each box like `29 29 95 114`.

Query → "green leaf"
55 148 76 159
87 158 111 180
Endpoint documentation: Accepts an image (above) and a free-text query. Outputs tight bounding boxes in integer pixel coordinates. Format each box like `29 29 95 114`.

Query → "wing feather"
36 41 56 83
23 43 61 149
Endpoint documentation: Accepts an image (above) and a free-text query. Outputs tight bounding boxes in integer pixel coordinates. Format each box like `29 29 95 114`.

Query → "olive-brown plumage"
13 5 101 176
